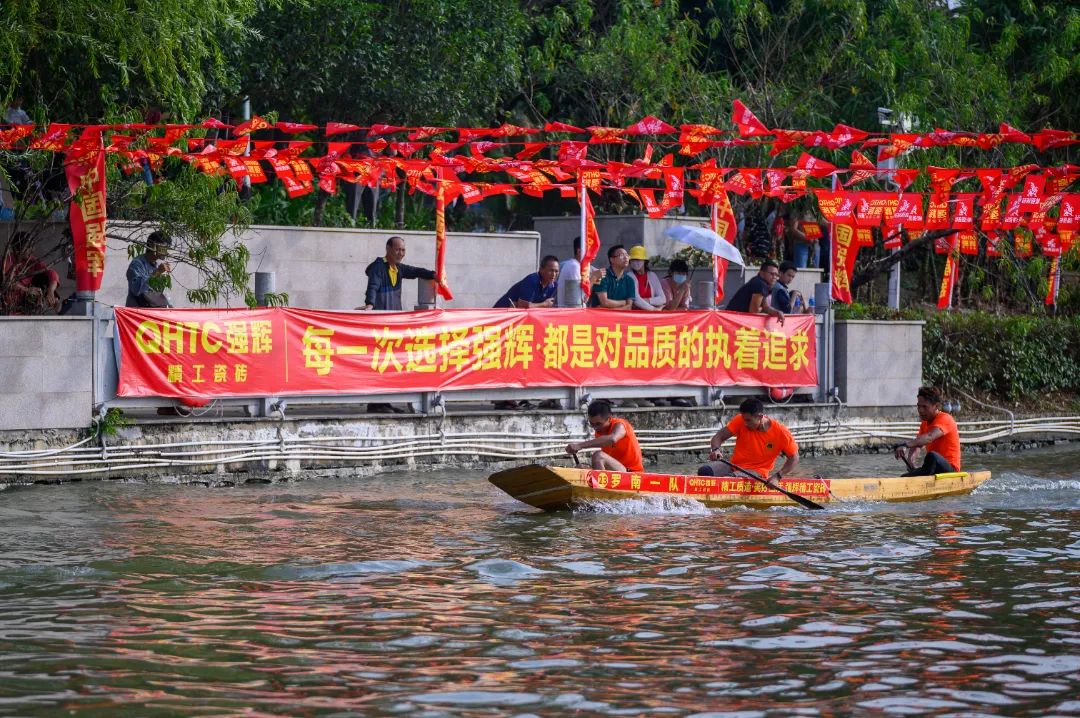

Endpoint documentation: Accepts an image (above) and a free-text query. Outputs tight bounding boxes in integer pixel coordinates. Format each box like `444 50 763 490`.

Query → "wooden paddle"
571 450 583 467
714 457 825 510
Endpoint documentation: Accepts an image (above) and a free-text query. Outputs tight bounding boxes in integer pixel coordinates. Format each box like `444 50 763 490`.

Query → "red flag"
580 186 601 298
64 139 107 292
433 182 454 301
587 126 628 144
731 100 770 137
234 115 271 136
712 192 738 305
937 235 959 309
1059 195 1079 230
830 223 860 304
925 194 950 230
276 122 318 134
325 122 362 136
844 151 877 187
795 152 837 178
827 124 869 148
200 117 231 129
544 121 586 133
1046 256 1061 306
624 116 677 135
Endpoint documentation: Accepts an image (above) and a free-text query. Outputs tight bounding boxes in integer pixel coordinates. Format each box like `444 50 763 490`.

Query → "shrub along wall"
834 305 1080 402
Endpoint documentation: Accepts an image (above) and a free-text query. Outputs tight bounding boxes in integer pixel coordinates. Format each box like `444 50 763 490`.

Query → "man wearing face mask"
628 245 666 310
660 259 692 310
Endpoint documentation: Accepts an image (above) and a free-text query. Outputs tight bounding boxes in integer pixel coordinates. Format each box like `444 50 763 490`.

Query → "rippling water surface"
1 445 1078 717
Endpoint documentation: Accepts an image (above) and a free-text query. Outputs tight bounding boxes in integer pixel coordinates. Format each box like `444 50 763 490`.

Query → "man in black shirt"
724 260 784 324
771 261 805 314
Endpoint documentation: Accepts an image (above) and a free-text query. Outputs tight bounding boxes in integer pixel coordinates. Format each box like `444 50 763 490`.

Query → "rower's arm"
771 450 800 482
707 427 735 459
907 426 944 448
567 423 626 453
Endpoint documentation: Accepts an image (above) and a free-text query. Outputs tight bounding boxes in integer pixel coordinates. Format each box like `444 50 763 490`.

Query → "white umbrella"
663 225 744 265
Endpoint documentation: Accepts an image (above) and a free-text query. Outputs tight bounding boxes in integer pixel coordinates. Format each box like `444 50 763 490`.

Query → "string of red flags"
3 101 1076 307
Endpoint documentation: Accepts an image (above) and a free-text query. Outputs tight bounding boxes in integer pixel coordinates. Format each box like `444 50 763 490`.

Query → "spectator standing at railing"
771 261 806 314
493 255 559 308
361 236 435 311
557 236 583 307
125 231 172 308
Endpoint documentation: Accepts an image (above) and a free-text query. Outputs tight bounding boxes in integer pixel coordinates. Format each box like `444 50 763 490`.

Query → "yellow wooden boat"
489 465 992 511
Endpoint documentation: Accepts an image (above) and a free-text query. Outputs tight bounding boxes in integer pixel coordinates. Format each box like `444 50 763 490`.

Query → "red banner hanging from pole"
830 223 859 304
1046 256 1061 307
580 182 601 299
433 182 454 301
114 307 818 398
711 191 738 306
937 234 959 309
64 140 107 292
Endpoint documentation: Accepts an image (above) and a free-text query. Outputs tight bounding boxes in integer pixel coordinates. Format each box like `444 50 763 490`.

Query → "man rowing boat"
697 397 800 485
894 386 961 476
565 400 644 472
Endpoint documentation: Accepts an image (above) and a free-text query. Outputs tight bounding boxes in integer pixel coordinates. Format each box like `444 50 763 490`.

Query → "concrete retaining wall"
834 320 924 407
0 317 93 429
2 222 542 311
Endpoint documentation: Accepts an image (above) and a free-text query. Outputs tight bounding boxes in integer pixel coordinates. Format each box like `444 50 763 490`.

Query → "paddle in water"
714 457 826 510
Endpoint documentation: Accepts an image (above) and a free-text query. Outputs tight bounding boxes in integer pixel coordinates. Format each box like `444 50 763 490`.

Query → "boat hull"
488 465 992 511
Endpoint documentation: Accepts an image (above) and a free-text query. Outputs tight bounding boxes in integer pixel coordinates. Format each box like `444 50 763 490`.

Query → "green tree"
0 0 262 121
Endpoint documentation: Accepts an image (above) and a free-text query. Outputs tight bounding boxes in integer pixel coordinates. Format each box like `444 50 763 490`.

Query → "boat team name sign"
587 470 831 498
115 308 817 398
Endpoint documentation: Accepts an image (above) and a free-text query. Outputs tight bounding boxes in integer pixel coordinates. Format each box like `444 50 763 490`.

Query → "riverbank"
1 403 1076 487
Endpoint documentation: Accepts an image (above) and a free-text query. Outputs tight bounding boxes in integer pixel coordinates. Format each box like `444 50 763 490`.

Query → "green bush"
836 305 1080 401
922 312 1080 401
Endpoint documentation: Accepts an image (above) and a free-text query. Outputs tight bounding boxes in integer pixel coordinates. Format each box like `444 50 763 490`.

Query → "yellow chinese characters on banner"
115 307 817 398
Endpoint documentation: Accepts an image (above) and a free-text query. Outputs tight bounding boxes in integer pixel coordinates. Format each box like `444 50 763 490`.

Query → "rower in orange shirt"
894 386 962 476
565 399 644 472
697 397 799 485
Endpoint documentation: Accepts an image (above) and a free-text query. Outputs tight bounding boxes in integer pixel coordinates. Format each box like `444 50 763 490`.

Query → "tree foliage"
0 0 261 122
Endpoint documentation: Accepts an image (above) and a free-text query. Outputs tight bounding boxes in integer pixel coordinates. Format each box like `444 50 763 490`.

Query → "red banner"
711 192 737 305
433 182 454 301
937 235 959 309
830 223 860 303
64 142 107 292
580 186 601 298
115 308 818 398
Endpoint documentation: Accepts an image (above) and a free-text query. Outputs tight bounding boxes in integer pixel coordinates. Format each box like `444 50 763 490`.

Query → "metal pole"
579 178 587 308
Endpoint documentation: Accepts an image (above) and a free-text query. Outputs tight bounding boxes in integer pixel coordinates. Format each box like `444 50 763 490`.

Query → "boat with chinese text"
489 465 991 511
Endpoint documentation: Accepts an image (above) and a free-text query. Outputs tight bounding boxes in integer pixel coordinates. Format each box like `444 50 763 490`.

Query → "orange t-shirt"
919 411 961 470
726 414 798 478
596 417 644 472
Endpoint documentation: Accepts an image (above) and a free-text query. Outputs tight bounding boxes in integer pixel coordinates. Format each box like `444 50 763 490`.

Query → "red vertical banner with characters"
711 193 737 306
433 182 454 301
1046 256 1060 307
580 181 601 299
830 223 859 303
64 139 107 292
937 234 959 309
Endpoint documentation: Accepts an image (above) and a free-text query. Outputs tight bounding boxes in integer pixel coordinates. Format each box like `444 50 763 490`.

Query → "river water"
1 445 1078 717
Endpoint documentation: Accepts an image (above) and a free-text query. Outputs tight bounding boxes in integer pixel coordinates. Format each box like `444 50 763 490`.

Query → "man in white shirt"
557 236 583 307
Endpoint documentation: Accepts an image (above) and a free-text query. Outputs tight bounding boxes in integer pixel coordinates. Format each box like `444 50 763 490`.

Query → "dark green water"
1 446 1078 717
